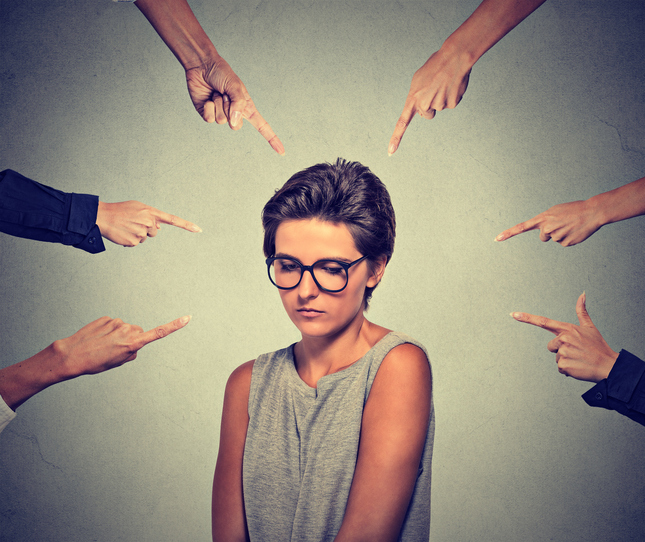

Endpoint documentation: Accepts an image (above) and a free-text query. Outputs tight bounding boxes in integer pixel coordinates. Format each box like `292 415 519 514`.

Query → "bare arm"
591 175 645 227
444 0 548 64
133 0 284 154
0 315 191 411
212 361 253 542
389 0 547 154
334 344 432 541
496 175 645 245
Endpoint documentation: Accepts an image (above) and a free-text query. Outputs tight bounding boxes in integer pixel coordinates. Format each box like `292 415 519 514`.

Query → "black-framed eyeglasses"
266 255 368 293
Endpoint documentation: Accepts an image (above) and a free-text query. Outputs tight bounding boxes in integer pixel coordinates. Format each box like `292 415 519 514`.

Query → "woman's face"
273 218 382 340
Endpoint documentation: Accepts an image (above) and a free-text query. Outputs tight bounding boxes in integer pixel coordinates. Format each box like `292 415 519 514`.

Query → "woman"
212 159 434 541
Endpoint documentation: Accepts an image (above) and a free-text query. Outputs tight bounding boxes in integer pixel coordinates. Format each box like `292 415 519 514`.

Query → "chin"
292 317 354 341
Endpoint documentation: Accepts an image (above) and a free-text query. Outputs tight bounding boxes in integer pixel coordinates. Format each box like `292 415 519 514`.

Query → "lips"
297 307 323 316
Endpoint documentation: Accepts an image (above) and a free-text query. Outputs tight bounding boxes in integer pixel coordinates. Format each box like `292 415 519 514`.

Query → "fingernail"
190 224 202 233
388 144 396 156
495 234 504 242
231 111 242 127
510 312 521 320
180 315 191 324
270 138 285 156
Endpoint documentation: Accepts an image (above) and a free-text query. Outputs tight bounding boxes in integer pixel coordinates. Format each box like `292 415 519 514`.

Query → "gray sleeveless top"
243 331 435 541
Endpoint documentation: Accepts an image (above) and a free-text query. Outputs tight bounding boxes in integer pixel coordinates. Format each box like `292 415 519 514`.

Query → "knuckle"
155 326 168 340
257 123 272 137
395 118 409 130
537 316 550 328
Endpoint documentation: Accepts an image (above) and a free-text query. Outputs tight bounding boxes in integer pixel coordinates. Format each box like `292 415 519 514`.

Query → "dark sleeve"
0 169 105 253
582 350 645 427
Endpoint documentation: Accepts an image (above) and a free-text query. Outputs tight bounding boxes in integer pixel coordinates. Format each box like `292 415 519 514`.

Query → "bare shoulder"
369 343 432 408
383 342 429 366
380 343 431 384
224 360 255 402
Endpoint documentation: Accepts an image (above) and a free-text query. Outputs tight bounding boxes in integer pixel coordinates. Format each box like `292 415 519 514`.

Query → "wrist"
439 35 478 72
585 192 612 229
96 201 117 240
181 45 220 72
96 201 108 234
598 350 620 381
48 339 80 382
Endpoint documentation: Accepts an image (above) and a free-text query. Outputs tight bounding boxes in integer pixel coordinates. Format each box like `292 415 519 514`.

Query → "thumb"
225 81 247 130
576 291 594 327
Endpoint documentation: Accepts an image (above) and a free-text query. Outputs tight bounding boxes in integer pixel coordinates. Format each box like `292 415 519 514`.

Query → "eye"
319 263 344 275
277 259 300 273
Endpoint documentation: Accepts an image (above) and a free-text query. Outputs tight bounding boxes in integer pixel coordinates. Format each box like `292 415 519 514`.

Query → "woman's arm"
496 175 645 245
0 315 190 411
334 344 432 541
389 0 547 154
133 0 284 154
212 361 254 542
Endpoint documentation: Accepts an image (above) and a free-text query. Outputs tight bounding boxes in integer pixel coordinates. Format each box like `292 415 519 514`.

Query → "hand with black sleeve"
511 293 645 426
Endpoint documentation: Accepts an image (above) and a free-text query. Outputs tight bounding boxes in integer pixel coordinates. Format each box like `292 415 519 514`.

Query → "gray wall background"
1 0 644 540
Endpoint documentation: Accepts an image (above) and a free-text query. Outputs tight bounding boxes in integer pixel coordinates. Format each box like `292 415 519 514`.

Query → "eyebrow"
274 252 354 264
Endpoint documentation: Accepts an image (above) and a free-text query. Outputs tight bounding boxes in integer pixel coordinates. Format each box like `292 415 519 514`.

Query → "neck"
294 315 388 388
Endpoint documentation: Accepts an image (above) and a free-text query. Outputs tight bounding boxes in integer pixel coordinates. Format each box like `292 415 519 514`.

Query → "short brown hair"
262 158 395 309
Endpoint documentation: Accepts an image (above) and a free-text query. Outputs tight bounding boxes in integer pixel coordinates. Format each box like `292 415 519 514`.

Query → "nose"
297 268 319 299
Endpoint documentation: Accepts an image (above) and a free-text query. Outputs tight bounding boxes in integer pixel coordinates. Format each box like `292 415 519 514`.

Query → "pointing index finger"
495 215 540 242
511 312 569 335
152 209 202 233
244 101 285 156
388 96 417 156
139 315 192 348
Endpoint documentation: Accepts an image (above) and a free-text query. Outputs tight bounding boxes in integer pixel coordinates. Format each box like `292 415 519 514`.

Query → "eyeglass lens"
269 258 348 291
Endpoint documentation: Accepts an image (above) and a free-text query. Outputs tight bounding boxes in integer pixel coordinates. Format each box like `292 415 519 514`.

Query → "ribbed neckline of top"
285 331 396 392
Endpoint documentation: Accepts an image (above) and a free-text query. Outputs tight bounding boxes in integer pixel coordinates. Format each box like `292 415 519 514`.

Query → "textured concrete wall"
1 0 644 540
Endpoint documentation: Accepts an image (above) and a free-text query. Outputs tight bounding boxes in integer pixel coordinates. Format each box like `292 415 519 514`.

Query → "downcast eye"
278 261 300 272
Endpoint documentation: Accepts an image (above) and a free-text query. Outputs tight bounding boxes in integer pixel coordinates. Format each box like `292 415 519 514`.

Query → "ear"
366 256 387 288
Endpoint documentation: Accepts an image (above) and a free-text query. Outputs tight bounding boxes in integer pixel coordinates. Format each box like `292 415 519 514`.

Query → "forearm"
589 176 645 227
441 0 547 67
134 0 218 70
0 169 104 253
0 342 71 411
